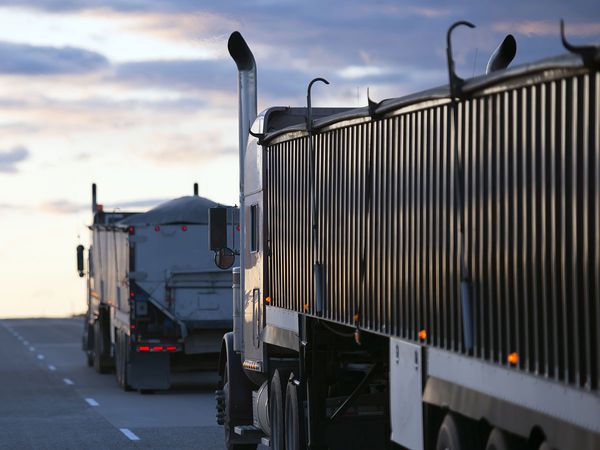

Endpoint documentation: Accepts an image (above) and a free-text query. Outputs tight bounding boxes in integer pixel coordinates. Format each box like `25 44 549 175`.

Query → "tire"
435 414 470 450
93 320 109 374
115 330 132 391
485 428 524 450
85 325 94 367
284 374 301 450
223 363 257 450
270 369 288 450
538 442 552 450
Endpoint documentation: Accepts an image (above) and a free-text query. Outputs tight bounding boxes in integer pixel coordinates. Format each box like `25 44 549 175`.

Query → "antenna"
193 183 199 196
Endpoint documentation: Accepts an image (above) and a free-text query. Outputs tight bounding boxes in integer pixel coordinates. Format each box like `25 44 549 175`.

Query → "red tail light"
138 346 150 351
154 226 160 232
166 346 177 351
152 346 163 351
181 225 187 232
130 324 136 329
128 226 135 234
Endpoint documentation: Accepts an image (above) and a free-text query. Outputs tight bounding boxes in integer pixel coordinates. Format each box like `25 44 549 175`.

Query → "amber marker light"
353 313 359 323
507 352 519 365
418 329 427 341
265 296 271 304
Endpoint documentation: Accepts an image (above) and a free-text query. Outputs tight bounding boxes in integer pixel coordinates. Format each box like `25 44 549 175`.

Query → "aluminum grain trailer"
210 24 600 450
78 184 234 391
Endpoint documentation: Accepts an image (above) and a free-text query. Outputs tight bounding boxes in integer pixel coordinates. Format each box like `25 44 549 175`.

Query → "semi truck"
209 22 600 450
77 184 234 391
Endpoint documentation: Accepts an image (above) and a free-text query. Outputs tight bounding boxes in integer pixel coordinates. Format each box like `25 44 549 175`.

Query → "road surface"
0 317 226 449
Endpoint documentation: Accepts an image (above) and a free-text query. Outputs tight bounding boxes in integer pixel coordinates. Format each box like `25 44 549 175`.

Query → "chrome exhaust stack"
228 31 257 353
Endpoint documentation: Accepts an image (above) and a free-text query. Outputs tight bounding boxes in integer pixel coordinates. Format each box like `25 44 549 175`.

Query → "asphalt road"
0 317 226 450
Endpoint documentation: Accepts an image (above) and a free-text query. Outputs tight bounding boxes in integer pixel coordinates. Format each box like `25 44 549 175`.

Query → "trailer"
209 23 600 450
78 184 234 391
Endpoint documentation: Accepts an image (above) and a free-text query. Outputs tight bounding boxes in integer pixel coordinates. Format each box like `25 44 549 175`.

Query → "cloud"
113 58 231 92
493 20 600 37
104 198 169 209
38 197 170 214
0 146 30 173
39 200 85 214
0 41 108 75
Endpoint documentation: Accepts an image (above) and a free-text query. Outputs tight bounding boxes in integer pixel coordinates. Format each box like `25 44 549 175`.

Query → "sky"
0 0 599 318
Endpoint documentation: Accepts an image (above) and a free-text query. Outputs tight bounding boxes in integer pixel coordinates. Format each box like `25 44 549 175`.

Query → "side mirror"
209 207 228 251
76 245 85 277
214 247 235 270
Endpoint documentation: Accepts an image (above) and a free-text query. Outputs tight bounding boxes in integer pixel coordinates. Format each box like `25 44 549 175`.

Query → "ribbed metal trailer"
210 24 600 450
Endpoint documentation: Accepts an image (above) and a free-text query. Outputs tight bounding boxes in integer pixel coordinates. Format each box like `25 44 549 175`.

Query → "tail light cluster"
137 345 178 352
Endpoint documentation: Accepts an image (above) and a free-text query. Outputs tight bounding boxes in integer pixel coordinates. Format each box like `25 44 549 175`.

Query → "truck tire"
222 362 256 450
485 428 524 450
435 414 471 450
93 320 109 374
115 330 132 391
269 369 289 450
284 374 301 450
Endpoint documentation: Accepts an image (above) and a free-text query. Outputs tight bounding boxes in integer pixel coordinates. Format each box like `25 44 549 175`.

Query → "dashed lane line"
63 378 74 385
37 354 45 360
48 365 56 371
85 398 99 407
29 347 35 352
119 429 140 441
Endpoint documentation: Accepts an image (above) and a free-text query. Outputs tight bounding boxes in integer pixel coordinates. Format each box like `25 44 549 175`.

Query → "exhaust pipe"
92 183 97 214
228 31 257 353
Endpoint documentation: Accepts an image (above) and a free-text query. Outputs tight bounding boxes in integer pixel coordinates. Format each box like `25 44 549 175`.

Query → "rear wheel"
270 369 288 450
435 413 471 450
93 320 109 374
284 374 301 450
223 362 256 450
485 428 524 450
115 330 132 391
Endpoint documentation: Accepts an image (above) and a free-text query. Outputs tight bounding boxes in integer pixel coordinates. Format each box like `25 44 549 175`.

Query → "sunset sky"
0 0 598 317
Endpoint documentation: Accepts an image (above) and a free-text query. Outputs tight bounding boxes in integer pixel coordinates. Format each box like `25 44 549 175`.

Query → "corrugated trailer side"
266 64 599 393
213 31 600 450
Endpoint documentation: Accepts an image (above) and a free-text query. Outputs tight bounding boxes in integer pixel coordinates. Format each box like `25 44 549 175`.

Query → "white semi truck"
78 184 235 391
209 25 600 450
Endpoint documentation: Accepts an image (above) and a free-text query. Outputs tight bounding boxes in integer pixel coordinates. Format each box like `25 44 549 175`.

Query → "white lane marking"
37 354 45 360
29 347 35 352
23 340 29 345
63 378 74 385
85 398 99 406
48 365 56 371
119 429 140 441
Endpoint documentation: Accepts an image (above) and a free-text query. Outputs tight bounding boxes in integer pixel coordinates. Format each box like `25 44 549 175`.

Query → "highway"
0 317 225 450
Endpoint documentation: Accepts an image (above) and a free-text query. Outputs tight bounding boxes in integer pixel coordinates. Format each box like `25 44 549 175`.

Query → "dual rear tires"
115 329 132 391
435 413 526 450
270 369 301 450
92 319 111 374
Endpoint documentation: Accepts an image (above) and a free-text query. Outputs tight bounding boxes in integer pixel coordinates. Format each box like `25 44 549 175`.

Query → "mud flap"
127 352 170 390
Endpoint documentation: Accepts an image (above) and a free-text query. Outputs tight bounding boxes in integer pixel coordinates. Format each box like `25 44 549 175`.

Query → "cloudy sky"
0 0 598 317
